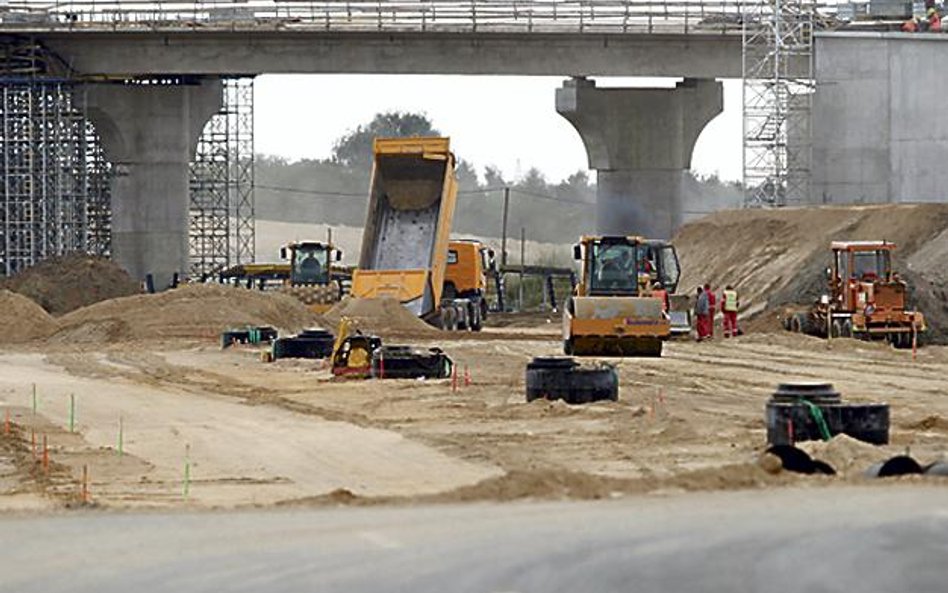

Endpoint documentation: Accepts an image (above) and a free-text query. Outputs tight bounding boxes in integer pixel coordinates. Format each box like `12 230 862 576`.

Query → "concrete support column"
82 79 223 288
556 77 722 238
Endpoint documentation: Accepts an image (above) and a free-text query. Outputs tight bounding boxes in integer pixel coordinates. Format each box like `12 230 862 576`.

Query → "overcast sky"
254 75 743 183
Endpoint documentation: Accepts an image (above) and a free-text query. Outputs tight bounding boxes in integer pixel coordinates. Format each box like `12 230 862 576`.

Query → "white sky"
254 75 743 183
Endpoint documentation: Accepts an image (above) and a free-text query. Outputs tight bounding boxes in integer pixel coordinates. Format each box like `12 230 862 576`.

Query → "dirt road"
1 323 945 510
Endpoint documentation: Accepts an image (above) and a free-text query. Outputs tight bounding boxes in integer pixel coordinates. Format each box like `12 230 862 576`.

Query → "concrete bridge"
0 1 791 286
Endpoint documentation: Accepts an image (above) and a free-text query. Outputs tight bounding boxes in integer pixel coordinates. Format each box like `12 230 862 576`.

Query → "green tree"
331 111 440 168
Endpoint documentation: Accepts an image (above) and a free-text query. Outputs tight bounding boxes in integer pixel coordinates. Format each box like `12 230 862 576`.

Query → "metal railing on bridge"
0 0 788 35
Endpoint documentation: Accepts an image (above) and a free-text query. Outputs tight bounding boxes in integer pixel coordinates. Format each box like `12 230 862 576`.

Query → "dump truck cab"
564 236 672 357
444 239 495 299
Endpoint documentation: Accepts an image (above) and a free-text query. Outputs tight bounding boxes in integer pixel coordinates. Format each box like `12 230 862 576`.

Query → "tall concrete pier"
82 79 223 288
556 77 722 239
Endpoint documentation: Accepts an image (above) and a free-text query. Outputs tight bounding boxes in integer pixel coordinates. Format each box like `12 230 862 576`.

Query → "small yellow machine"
563 235 677 357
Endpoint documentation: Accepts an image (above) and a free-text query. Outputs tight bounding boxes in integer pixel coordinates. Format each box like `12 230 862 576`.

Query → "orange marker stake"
464 365 471 387
451 365 458 393
42 435 49 473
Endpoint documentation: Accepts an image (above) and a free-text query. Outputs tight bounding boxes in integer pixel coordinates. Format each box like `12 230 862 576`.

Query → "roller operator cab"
279 241 345 314
564 236 678 357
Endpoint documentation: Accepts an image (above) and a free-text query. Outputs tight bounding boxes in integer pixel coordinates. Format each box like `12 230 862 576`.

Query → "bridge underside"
39 31 743 79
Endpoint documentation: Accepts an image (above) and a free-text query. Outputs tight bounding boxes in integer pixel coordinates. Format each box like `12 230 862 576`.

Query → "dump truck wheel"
470 303 483 332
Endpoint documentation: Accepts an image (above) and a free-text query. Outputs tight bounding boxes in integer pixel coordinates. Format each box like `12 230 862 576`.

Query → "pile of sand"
322 297 438 336
0 290 59 342
797 434 890 478
0 254 140 315
52 283 321 343
674 204 948 342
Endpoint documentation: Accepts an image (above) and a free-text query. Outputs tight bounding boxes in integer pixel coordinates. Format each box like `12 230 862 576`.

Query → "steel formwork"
742 0 815 207
0 37 111 276
188 77 254 278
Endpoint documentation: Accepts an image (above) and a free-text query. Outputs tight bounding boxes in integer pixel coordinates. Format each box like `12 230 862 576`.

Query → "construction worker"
695 286 710 341
722 284 740 338
704 283 716 339
929 8 941 31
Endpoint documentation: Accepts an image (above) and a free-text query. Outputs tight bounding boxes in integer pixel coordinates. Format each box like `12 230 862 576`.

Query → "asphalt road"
1 486 947 593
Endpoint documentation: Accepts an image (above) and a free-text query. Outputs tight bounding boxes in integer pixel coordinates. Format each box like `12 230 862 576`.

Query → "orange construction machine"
785 241 926 348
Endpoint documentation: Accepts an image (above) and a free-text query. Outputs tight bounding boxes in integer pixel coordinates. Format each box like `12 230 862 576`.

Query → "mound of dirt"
0 290 59 342
52 283 321 343
0 254 140 315
322 297 438 336
797 434 890 478
675 204 948 342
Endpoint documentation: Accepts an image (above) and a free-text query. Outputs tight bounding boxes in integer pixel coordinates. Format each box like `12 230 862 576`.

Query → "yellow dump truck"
351 137 480 330
564 235 680 356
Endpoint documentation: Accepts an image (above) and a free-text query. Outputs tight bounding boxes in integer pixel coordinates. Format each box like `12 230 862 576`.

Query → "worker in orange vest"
722 285 740 338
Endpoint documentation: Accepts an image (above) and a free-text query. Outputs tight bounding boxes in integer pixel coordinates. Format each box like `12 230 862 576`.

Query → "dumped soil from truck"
52 284 320 343
0 290 58 342
322 297 438 337
674 204 948 343
0 254 140 315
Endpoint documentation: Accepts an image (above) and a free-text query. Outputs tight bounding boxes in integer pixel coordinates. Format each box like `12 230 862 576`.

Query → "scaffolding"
189 77 254 278
742 0 815 207
0 37 111 276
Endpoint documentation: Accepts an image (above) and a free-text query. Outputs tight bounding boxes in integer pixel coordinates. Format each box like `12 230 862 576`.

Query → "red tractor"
785 241 926 348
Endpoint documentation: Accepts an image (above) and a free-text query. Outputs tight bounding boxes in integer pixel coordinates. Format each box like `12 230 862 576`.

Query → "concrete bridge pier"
556 77 722 239
82 79 223 289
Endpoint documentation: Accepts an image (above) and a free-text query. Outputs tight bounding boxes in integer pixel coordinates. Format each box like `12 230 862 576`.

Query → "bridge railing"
0 0 825 34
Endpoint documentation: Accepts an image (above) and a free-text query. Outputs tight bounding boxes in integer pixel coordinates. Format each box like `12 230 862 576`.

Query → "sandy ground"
1 320 946 511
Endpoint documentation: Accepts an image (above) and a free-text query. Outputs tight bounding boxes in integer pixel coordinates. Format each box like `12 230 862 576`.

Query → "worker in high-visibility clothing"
721 285 741 338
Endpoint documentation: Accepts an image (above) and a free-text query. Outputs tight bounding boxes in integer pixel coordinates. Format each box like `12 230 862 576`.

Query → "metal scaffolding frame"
188 77 254 278
0 37 111 276
742 0 815 207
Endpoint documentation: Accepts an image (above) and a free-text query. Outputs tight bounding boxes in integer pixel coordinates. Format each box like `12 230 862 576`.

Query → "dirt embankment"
0 254 140 315
1 290 59 342
674 204 948 342
51 283 322 343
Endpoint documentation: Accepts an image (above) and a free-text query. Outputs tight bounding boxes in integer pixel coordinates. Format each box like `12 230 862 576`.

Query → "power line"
256 183 594 207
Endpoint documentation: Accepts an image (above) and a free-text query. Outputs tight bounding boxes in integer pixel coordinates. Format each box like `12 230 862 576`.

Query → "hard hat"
928 7 937 15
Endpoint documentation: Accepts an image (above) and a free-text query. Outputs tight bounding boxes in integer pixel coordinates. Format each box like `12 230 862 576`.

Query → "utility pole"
500 186 510 269
519 226 525 311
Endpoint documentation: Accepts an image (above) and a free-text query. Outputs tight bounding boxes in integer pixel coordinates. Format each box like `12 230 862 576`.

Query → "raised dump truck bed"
352 137 459 324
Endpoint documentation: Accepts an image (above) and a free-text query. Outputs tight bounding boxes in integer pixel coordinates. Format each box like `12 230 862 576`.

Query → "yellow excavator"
563 235 679 357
